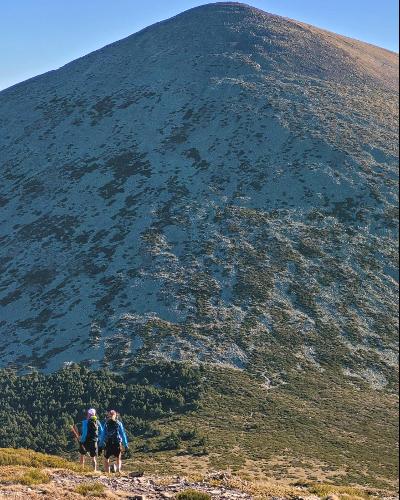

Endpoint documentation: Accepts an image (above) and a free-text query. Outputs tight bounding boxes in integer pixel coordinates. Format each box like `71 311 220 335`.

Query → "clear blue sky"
0 0 398 91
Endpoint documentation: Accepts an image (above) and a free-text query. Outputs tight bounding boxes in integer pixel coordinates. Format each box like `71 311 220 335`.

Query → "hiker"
100 410 129 473
78 408 104 471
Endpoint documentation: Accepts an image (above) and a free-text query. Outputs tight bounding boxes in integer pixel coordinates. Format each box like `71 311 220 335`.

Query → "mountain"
1 2 398 379
0 2 398 488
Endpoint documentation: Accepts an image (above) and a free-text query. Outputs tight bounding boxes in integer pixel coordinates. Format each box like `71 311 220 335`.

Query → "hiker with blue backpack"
100 410 129 473
76 408 104 471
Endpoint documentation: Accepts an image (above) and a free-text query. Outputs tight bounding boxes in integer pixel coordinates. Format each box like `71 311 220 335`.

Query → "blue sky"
0 0 398 91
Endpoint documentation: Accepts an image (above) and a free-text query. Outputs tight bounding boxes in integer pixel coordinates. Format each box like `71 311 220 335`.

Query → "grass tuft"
176 490 211 500
18 468 50 486
74 482 106 497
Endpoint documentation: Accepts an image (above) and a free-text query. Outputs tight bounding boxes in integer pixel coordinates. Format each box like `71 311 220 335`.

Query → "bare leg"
93 456 97 472
117 456 122 473
104 458 110 473
80 454 85 469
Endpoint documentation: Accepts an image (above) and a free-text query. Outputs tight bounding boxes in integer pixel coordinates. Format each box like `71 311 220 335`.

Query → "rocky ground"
0 471 250 499
0 469 320 500
0 468 398 499
52 470 253 499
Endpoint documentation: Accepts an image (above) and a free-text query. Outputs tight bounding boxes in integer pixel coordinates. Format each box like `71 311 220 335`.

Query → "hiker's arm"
80 420 87 443
119 422 129 448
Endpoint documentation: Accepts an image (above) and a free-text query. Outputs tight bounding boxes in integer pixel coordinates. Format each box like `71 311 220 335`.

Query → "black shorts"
79 440 98 457
104 442 122 459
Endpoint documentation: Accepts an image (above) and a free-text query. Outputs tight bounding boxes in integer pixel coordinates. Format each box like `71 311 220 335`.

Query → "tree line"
0 361 203 455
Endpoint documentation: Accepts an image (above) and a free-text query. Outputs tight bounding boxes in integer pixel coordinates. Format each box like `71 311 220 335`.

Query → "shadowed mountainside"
0 2 398 388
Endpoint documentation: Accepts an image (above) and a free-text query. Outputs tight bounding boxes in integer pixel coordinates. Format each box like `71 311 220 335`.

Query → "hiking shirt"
100 420 129 448
80 418 104 443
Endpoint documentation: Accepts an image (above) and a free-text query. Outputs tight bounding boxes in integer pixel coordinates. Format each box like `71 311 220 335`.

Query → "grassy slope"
0 363 397 492
127 366 398 491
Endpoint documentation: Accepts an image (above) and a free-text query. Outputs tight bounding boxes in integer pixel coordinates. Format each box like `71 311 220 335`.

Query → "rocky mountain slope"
0 2 398 389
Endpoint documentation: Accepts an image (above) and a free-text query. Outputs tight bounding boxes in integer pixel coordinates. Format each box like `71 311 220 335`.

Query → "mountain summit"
0 3 398 383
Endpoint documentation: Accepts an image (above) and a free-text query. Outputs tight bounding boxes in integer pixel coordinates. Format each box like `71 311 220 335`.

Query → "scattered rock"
130 471 145 478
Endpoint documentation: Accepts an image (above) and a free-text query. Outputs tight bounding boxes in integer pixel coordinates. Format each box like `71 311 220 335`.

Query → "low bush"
176 490 211 500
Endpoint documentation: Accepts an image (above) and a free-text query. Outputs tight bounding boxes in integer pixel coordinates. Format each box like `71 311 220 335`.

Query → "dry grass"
307 482 381 499
233 478 391 499
213 476 302 499
0 482 108 500
0 448 78 470
158 472 394 500
0 466 50 486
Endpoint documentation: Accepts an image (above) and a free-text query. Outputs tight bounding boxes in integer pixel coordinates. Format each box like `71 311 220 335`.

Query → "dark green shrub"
0 362 202 455
158 432 181 451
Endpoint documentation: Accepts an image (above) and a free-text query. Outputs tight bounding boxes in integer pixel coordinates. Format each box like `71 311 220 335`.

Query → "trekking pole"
71 425 81 443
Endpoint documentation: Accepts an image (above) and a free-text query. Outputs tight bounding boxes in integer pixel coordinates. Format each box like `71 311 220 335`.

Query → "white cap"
87 408 96 417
